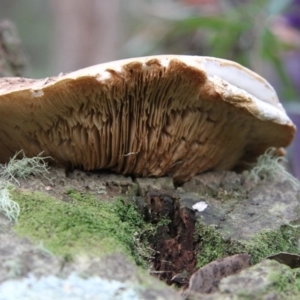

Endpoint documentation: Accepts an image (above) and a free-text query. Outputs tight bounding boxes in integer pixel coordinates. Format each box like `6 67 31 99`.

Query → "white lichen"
0 186 19 222
248 148 300 190
0 151 50 222
0 150 50 185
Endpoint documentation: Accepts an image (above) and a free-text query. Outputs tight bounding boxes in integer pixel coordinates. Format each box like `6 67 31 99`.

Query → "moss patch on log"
195 220 300 268
11 189 153 267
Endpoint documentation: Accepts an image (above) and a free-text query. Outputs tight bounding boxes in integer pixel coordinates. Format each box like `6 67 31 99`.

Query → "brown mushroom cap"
0 55 296 182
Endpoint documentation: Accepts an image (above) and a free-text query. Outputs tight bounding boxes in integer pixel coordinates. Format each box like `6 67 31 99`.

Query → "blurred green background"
0 0 299 101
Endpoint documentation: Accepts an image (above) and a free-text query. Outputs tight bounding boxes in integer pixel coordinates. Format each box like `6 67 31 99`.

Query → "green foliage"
13 189 153 267
128 0 297 100
179 0 293 91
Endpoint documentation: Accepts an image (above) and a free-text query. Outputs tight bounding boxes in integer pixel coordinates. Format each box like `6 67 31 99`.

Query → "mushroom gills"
0 55 295 182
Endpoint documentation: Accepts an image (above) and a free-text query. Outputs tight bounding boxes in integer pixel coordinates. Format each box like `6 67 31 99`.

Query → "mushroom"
0 55 296 182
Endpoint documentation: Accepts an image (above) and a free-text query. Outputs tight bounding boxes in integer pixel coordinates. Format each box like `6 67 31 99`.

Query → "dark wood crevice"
142 190 197 287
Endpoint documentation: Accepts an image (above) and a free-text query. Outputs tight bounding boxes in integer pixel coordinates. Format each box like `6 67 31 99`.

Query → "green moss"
195 223 300 299
285 269 300 298
236 225 299 264
11 189 153 267
195 221 300 268
269 266 295 293
194 222 224 267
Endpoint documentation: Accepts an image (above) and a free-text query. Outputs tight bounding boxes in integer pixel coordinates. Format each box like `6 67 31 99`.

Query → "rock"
181 171 247 199
219 260 284 295
0 213 63 282
185 259 300 299
135 177 174 197
181 171 300 266
188 254 251 294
